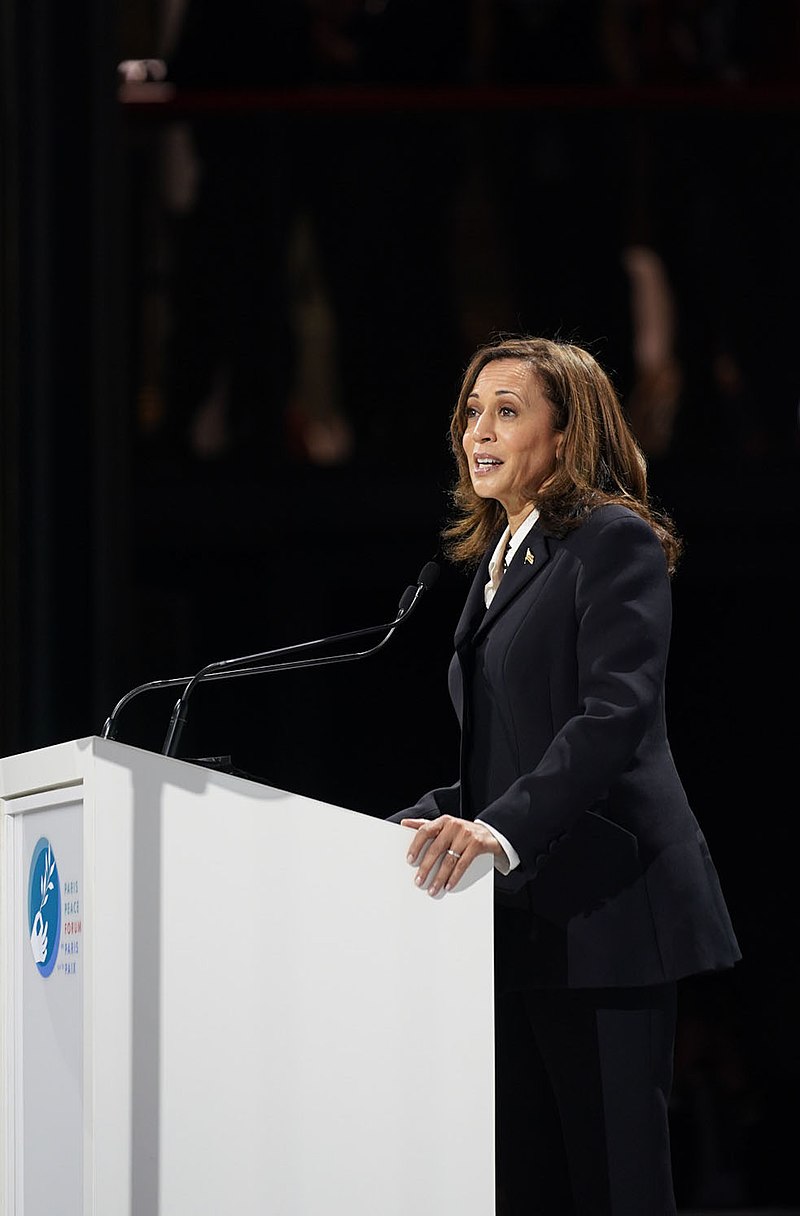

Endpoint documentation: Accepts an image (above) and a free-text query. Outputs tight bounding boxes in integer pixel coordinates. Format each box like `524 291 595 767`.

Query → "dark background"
2 1 799 1209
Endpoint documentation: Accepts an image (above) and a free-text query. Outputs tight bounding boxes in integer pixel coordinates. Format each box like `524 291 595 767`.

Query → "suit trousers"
495 982 678 1216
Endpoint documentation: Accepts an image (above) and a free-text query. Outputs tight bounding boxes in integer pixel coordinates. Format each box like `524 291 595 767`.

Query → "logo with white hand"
28 838 61 977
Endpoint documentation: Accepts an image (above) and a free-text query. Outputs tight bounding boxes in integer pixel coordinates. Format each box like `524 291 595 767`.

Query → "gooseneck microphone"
100 561 439 751
160 560 439 757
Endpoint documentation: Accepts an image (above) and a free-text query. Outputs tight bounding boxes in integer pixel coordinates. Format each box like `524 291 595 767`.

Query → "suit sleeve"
384 781 461 824
478 514 672 875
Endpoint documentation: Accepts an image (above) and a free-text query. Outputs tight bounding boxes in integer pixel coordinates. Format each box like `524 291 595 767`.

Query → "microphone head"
397 584 417 614
417 561 440 592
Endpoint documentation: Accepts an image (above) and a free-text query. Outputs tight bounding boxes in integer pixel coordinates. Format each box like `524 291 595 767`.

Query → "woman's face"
462 359 563 525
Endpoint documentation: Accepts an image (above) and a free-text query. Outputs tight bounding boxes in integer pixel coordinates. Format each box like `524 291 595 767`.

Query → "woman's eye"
465 407 479 420
500 407 516 417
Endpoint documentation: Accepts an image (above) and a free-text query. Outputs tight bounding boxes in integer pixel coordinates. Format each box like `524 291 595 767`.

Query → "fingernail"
415 875 422 886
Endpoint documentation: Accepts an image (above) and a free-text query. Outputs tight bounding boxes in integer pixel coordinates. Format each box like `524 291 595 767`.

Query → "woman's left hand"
400 814 503 896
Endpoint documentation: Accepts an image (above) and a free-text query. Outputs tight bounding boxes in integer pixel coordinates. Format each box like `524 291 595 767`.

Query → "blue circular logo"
28 837 61 977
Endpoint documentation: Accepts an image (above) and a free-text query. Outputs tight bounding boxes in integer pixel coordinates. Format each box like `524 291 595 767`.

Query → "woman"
388 335 741 1216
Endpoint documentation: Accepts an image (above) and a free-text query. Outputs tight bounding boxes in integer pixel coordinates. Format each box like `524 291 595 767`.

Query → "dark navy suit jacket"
391 504 741 991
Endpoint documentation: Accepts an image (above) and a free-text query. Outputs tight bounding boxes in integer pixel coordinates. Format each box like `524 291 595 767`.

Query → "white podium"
0 737 495 1216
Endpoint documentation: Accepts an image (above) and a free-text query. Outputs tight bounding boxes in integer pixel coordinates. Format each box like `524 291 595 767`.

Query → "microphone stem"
159 613 411 758
101 567 434 752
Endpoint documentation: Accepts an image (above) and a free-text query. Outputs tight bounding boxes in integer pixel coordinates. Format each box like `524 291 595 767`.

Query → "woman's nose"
473 412 494 441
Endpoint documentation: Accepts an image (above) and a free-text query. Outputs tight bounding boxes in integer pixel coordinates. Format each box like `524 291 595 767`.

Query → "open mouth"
473 456 503 474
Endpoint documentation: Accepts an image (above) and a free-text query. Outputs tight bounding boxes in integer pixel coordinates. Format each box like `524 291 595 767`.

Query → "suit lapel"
454 548 493 652
456 526 553 649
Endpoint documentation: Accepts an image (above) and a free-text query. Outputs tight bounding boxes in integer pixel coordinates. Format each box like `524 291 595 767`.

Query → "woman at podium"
388 334 741 1216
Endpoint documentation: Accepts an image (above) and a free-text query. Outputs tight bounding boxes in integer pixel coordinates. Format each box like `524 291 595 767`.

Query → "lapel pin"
524 548 535 565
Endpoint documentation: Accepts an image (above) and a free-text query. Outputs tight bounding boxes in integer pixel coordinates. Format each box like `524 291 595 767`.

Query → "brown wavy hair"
442 335 683 574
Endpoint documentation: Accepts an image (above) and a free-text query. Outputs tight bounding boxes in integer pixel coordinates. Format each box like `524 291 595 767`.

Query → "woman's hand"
401 814 503 896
